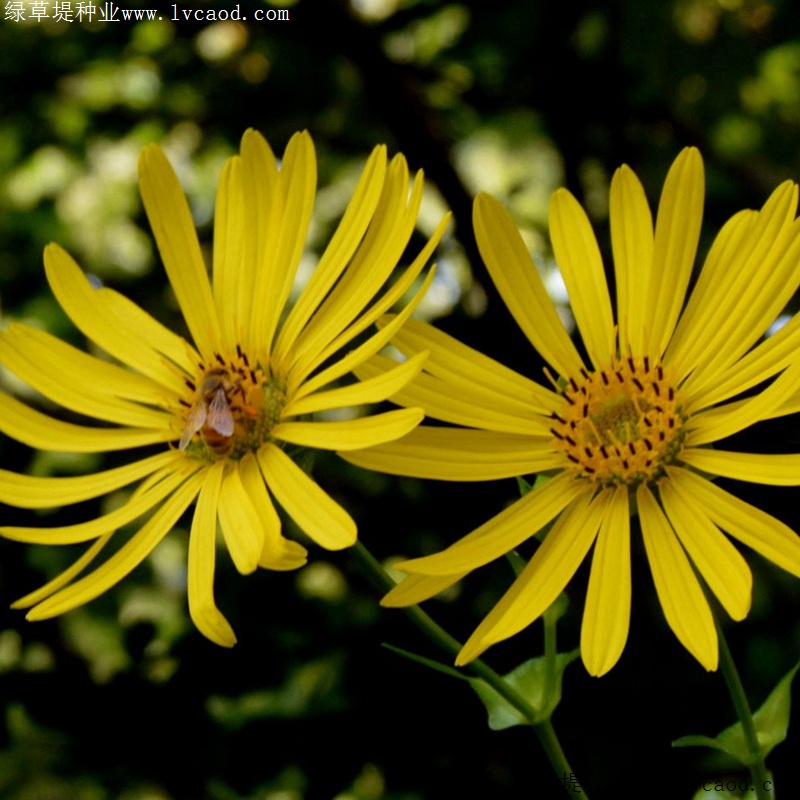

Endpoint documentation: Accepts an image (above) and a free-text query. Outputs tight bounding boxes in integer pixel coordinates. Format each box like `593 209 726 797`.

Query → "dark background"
1 1 800 798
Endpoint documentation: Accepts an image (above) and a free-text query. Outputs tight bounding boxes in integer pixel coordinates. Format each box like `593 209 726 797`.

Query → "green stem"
352 541 588 798
716 619 770 800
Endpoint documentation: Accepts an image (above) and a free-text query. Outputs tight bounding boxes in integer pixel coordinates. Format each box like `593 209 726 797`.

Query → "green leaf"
469 649 580 730
673 659 800 765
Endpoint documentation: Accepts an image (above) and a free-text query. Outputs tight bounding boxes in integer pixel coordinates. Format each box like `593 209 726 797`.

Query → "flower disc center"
179 349 285 461
550 356 685 486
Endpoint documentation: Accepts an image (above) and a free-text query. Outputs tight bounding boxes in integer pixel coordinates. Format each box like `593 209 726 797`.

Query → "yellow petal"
273 408 423 452
341 427 562 481
666 466 800 578
581 485 631 676
381 571 466 607
284 351 428 417
457 488 608 665
637 483 718 670
646 147 705 358
44 243 194 392
187 461 237 647
660 476 751 620
258 443 356 550
0 451 181 509
473 192 584 377
549 188 615 368
399 472 589 576
217 464 266 575
138 144 222 358
610 164 654 355
681 448 800 486
0 391 171 453
26 471 204 620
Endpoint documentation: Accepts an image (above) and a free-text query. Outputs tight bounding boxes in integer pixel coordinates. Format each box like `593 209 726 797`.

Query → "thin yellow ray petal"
0 392 171 453
660 477 751 620
257 443 356 550
688 360 800 445
382 572 467 607
212 155 247 353
610 164 654 355
254 131 316 359
399 472 589 577
341 427 561 481
44 244 192 392
12 532 114 610
138 144 222 358
388 317 558 414
474 192 584 377
286 155 418 373
275 145 387 361
667 466 800 578
0 324 173 428
26 471 204 620
581 485 631 677
686 309 800 411
681 448 800 486
0 463 198 544
646 148 705 358
217 464 266 575
273 408 423 452
291 268 437 401
238 453 308 571
550 188 615 368
355 355 550 436
284 352 428 417
456 489 607 665
0 451 182 509
637 483 717 670
187 461 236 647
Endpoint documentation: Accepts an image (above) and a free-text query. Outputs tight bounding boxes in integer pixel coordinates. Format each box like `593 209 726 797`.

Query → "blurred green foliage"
2 0 800 797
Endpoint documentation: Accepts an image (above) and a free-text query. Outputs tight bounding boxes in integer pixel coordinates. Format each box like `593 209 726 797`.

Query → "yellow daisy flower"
344 147 800 676
0 129 448 646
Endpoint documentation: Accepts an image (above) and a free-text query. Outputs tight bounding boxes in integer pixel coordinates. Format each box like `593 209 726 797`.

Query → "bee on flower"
0 129 449 646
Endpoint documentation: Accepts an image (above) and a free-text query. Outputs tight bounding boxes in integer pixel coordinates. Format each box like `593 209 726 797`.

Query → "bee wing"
207 387 235 436
179 400 207 450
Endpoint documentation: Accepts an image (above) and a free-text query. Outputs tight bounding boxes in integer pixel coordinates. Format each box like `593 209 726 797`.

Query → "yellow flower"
345 148 800 675
0 129 448 646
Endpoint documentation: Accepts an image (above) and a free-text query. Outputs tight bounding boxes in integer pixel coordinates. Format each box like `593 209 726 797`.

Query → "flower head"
0 129 448 646
345 148 800 675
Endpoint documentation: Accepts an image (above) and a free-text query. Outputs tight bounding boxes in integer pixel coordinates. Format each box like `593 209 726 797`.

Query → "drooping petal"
272 408 423 452
217 464 266 575
660 476 751 621
666 466 800 578
187 461 237 647
25 470 204 620
138 144 222 358
456 488 609 665
473 192 584 377
398 472 590 577
382 571 467 607
341 427 562 481
549 188 615 368
637 483 718 670
581 485 631 677
257 443 356 550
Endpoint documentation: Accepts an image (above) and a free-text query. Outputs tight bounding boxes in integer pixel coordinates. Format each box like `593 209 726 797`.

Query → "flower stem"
351 541 588 798
716 619 770 800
